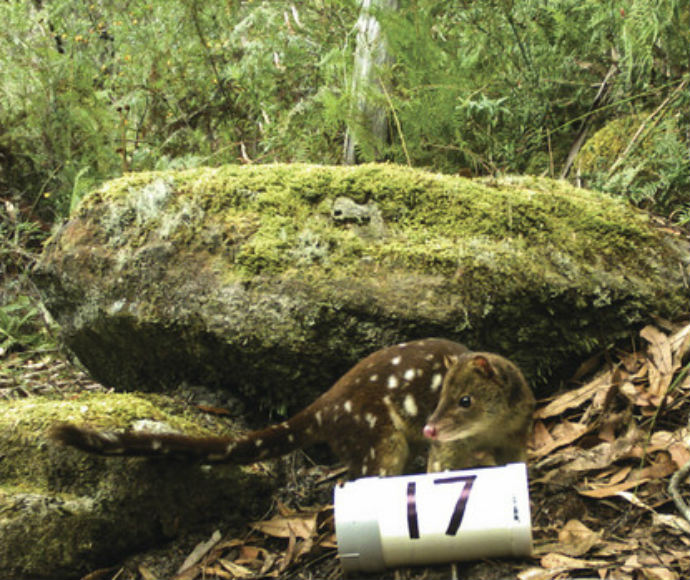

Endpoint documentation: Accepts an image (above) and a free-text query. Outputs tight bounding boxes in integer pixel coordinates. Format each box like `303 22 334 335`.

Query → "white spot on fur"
365 413 378 429
280 421 290 429
151 439 162 451
404 394 418 416
380 468 388 476
254 439 263 447
425 353 435 361
387 375 399 389
315 410 323 426
370 448 376 459
362 465 368 475
391 355 401 366
383 395 406 430
404 368 416 381
288 434 295 443
416 368 424 377
344 400 353 413
369 374 379 382
431 373 443 392
226 442 236 454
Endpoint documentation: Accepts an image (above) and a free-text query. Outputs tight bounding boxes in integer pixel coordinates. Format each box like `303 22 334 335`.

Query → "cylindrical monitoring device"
334 462 532 573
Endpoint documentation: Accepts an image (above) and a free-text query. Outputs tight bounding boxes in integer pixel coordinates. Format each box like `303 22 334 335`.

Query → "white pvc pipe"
334 463 532 573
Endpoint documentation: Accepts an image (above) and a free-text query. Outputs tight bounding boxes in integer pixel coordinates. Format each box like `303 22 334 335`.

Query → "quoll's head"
423 352 531 443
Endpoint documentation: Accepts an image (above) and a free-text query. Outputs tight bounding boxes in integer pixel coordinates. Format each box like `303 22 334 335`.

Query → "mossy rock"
0 394 273 579
34 164 689 411
576 112 689 216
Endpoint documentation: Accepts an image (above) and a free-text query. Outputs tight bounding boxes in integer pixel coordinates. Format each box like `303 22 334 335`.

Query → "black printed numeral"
406 475 477 539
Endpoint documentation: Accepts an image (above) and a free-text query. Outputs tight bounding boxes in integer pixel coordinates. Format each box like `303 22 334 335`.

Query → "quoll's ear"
472 355 495 378
443 354 459 370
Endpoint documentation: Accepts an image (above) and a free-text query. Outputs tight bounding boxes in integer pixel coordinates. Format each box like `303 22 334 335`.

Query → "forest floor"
1 321 690 580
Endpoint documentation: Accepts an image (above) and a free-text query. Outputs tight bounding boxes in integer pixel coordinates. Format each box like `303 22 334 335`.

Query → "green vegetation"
1 0 687 221
0 0 687 362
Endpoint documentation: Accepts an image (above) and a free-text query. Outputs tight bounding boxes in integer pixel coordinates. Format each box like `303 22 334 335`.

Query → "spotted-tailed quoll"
49 339 535 477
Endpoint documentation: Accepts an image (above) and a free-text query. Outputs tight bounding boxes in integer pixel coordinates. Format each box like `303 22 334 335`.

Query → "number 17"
406 475 477 539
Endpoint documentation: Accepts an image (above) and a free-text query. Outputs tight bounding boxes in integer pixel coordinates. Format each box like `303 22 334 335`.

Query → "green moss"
0 393 237 489
38 163 687 400
576 113 689 217
0 393 272 578
73 163 663 284
577 116 640 176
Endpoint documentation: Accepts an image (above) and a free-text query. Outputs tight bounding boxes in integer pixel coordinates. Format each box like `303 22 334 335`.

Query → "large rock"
34 164 688 408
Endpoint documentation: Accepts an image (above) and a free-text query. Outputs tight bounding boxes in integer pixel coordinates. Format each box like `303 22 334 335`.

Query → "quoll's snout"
423 424 438 439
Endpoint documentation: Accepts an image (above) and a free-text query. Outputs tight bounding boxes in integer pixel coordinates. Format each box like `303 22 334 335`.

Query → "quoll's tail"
49 423 234 460
49 415 314 464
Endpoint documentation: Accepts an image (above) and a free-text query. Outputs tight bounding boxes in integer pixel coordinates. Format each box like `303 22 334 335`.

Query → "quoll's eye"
458 395 472 408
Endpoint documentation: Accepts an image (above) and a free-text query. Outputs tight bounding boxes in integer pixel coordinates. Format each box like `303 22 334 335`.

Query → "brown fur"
50 339 534 477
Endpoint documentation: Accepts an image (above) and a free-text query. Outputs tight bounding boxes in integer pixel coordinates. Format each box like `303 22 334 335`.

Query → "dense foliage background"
1 0 688 355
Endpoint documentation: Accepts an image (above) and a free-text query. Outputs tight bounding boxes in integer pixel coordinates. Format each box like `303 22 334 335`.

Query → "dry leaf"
556 519 602 556
607 465 633 485
615 490 653 510
517 567 561 580
634 454 678 481
641 325 676 404
216 559 255 578
138 565 158 580
203 565 232 579
564 424 642 471
641 325 673 375
578 478 651 498
670 323 690 365
540 552 608 570
250 513 317 540
532 421 588 457
652 513 690 535
176 530 222 576
535 372 612 419
639 567 679 580
235 545 268 565
529 420 555 450
320 533 337 549
594 539 640 556
258 551 278 576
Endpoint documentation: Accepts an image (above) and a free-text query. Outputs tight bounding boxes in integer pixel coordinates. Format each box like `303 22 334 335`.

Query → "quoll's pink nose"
423 424 437 439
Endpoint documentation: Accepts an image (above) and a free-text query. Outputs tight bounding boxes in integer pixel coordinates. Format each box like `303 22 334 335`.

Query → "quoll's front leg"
426 440 498 473
346 430 410 478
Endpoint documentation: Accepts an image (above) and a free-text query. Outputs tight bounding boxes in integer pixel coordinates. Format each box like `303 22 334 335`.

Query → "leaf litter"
525 320 690 580
4 321 690 579
167 321 690 580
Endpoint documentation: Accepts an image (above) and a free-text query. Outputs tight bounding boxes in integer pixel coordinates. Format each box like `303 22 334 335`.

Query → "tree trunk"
343 0 398 165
